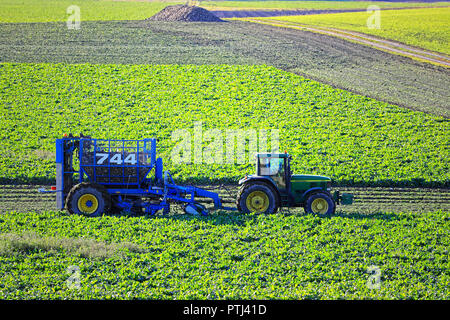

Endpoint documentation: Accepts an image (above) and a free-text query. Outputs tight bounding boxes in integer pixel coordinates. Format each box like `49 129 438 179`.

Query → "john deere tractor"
237 153 353 214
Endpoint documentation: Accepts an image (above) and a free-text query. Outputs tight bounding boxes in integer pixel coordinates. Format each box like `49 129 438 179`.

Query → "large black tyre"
236 182 279 214
66 183 111 217
304 192 336 216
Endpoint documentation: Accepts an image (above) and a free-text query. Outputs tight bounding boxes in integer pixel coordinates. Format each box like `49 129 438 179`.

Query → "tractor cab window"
258 156 286 189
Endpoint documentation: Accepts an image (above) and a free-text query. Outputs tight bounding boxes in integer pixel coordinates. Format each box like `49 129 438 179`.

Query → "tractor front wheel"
66 183 111 217
304 192 335 216
237 182 279 214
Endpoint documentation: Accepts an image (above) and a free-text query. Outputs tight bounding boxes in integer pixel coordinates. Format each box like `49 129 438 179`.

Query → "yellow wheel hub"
246 191 269 213
77 194 99 214
311 198 329 214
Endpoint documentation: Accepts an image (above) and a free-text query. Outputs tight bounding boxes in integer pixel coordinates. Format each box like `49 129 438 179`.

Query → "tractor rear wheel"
237 182 279 214
66 183 111 217
304 192 335 216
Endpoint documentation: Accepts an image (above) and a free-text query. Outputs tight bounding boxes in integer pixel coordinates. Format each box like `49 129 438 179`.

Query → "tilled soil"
249 19 450 67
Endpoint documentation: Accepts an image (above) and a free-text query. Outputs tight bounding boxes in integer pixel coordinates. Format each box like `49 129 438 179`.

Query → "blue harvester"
40 134 234 216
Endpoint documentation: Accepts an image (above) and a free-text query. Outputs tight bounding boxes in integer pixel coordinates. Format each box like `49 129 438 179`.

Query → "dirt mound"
148 5 224 22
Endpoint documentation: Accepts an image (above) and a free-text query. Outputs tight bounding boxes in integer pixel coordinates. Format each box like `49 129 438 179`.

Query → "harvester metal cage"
79 138 156 186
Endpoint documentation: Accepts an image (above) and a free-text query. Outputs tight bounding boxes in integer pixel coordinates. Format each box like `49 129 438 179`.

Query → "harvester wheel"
237 182 278 214
304 192 335 216
66 183 111 217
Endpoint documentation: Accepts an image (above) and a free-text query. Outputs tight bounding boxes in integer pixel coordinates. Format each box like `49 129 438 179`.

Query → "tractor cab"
256 153 291 190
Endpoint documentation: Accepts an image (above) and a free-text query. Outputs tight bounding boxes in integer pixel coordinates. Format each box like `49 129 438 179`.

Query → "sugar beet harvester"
40 135 353 216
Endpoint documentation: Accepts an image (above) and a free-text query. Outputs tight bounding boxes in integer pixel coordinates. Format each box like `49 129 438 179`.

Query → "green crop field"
267 7 450 55
0 0 180 23
0 210 448 299
0 63 448 187
0 0 449 302
202 1 450 10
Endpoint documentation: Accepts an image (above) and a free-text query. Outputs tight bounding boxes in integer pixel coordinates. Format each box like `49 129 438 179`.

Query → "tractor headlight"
327 181 332 191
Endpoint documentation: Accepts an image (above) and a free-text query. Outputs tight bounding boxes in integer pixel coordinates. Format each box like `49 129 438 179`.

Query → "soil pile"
148 5 224 22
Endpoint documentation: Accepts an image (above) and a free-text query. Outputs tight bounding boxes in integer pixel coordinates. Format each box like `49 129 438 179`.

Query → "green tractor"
237 153 353 214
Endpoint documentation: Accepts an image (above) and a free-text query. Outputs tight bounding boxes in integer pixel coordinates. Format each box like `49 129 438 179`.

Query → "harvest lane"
2 185 449 214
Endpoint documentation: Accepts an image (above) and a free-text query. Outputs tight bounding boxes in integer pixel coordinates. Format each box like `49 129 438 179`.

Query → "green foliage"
0 0 179 23
0 210 448 299
0 63 448 187
270 7 450 55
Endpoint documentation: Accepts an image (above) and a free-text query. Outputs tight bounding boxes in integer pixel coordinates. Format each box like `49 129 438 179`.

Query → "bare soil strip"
1 185 449 214
246 18 450 68
210 6 449 18
212 8 366 18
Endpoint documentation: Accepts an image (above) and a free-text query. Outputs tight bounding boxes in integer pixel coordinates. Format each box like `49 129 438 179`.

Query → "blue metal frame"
77 137 157 186
46 136 235 214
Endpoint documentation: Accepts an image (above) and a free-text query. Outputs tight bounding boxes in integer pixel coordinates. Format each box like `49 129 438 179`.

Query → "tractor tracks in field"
1 185 448 214
211 3 450 66
243 18 450 68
